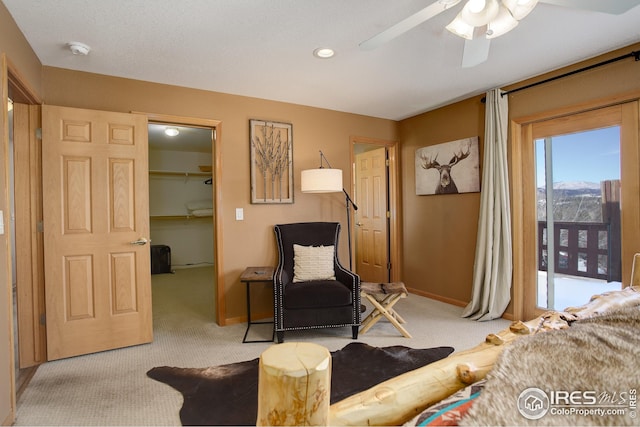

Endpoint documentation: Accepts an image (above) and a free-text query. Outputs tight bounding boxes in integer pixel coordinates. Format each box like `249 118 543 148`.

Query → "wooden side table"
240 266 275 343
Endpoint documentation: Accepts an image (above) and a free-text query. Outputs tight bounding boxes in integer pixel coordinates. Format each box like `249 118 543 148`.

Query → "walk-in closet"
148 123 215 321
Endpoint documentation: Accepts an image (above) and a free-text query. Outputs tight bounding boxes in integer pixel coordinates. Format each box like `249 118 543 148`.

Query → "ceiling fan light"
460 0 499 27
502 0 538 20
486 6 519 39
446 13 475 40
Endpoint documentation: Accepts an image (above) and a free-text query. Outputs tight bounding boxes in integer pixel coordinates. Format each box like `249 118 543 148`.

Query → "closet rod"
481 50 640 102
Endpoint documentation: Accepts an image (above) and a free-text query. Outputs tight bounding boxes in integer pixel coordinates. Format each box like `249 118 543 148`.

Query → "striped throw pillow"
293 244 336 282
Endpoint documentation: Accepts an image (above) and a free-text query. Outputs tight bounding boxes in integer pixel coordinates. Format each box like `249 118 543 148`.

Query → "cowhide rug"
147 342 454 426
461 304 640 426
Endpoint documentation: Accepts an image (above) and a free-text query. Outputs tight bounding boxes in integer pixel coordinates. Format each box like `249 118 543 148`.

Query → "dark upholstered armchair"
273 222 361 343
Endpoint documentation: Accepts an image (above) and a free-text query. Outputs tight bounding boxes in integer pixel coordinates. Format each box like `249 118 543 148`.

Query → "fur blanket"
460 304 640 426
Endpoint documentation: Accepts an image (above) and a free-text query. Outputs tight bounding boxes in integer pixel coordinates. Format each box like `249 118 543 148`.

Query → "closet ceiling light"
164 127 180 137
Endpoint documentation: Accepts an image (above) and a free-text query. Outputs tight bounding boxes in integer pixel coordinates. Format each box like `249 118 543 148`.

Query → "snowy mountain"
537 181 602 191
536 181 604 222
553 181 601 190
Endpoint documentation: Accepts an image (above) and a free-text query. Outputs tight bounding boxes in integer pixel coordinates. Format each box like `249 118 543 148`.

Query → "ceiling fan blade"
539 0 640 15
359 0 462 50
461 37 491 68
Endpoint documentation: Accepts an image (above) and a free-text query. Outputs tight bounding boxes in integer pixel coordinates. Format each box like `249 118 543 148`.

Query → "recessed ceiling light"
313 48 335 59
164 127 180 137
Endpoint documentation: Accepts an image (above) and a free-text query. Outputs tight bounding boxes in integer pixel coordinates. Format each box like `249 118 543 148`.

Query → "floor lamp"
301 151 359 270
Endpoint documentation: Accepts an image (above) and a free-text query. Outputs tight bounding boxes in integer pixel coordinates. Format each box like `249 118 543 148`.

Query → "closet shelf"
149 170 211 177
150 214 212 220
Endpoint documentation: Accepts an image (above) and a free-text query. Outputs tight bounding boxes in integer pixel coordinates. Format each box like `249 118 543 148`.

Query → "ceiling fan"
360 0 640 68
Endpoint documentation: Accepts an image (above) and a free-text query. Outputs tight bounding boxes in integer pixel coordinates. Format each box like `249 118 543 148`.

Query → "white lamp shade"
301 168 343 193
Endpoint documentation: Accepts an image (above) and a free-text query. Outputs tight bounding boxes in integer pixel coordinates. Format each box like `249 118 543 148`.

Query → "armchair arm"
335 261 361 326
274 267 291 286
334 261 360 292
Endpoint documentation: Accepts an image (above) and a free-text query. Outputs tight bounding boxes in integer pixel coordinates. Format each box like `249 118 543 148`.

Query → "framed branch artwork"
250 119 294 204
415 136 480 196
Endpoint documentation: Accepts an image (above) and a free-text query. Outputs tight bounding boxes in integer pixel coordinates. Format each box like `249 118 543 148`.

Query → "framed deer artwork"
415 136 480 195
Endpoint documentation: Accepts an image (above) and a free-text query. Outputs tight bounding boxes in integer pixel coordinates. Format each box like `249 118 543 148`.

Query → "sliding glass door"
534 127 622 310
514 102 640 320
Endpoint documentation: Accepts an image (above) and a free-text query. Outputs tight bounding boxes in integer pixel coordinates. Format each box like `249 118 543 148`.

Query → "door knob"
130 237 150 246
356 222 364 227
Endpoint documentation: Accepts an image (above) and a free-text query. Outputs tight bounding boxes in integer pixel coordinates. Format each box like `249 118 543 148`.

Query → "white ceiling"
4 0 640 120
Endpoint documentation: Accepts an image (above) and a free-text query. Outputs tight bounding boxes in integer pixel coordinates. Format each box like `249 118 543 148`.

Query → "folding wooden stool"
360 281 412 338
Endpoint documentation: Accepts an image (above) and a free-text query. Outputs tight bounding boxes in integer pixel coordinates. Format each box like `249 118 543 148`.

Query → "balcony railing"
537 221 621 282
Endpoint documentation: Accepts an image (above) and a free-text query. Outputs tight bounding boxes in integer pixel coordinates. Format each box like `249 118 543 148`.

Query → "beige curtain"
462 88 512 321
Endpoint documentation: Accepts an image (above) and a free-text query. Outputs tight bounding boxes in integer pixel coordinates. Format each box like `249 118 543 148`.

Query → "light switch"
0 210 4 235
235 208 244 221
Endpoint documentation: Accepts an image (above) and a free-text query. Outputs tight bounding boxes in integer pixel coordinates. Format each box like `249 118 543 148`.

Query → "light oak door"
42 106 152 360
355 147 389 283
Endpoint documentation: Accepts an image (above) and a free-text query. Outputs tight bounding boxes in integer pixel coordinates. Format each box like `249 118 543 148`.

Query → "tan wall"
399 42 640 316
0 2 43 97
0 2 43 424
506 44 640 119
399 97 485 306
42 67 398 322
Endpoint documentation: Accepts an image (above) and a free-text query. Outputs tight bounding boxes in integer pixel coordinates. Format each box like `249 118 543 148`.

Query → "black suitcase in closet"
151 245 172 274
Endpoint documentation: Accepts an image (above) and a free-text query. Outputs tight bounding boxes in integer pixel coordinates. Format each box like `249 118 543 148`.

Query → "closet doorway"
146 115 222 326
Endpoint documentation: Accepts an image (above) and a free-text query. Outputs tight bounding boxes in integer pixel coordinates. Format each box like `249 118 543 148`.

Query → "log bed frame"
257 254 640 426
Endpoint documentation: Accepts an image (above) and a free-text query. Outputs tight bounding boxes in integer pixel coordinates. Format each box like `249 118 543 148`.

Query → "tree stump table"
257 342 332 426
360 281 412 338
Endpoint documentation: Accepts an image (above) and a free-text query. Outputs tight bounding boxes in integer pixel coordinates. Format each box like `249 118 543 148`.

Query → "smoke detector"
67 42 91 56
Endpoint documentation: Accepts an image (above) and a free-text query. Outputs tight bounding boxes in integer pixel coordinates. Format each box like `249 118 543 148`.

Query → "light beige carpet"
14 267 510 426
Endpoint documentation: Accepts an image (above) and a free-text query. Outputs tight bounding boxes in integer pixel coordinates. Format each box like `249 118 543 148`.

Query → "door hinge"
386 211 391 218
39 313 46 325
37 221 44 232
386 159 390 166
387 262 392 270
36 128 42 140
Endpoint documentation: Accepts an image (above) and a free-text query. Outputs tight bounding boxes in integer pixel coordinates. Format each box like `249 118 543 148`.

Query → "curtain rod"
481 50 640 102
